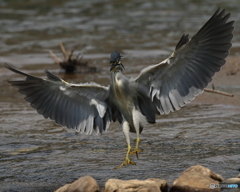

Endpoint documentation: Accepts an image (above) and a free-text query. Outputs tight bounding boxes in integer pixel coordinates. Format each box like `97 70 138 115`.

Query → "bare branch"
59 42 69 60
204 88 234 97
49 50 61 64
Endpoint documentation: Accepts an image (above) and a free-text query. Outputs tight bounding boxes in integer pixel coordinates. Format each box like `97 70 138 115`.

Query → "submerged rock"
55 176 100 192
170 165 223 192
103 178 168 192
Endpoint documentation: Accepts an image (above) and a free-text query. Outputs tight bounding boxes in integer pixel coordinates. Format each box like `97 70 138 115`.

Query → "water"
0 0 240 191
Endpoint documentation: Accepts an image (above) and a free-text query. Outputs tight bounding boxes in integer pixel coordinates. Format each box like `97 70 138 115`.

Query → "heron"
5 8 234 169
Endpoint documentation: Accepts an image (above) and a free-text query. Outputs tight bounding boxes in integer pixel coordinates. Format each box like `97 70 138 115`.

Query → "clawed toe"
129 149 143 159
114 158 136 169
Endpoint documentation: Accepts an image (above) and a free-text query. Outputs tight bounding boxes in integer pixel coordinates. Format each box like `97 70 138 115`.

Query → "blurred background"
0 0 239 72
0 0 240 191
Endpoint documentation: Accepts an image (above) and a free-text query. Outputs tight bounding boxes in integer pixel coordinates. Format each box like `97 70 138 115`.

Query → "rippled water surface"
0 0 240 191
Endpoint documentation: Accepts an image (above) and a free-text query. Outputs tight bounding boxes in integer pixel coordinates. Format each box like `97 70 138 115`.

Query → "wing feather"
135 8 234 115
5 64 113 134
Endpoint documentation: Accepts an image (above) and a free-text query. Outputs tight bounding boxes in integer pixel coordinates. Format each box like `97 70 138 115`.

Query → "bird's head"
109 51 125 72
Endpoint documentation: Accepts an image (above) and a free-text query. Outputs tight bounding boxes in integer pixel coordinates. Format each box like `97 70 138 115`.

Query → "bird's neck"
110 70 123 86
110 69 130 96
109 70 130 110
111 65 124 73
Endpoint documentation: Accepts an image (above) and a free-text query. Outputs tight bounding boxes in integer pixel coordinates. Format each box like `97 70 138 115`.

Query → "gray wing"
135 8 234 115
5 64 113 134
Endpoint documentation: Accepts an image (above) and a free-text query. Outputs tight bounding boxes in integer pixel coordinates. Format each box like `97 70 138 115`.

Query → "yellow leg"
129 138 143 158
114 144 136 169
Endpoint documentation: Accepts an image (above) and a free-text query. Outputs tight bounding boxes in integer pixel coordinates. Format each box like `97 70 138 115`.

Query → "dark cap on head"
110 51 122 63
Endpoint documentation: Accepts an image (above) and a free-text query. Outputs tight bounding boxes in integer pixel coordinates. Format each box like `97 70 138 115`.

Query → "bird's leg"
129 108 143 158
129 133 143 158
114 120 136 169
114 143 135 169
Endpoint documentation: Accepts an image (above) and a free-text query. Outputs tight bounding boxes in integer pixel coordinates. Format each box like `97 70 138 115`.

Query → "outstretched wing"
5 64 112 134
135 8 234 115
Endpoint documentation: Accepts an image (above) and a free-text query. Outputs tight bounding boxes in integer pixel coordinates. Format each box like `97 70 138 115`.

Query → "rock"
103 178 168 192
55 176 100 192
56 184 71 192
170 165 223 192
221 177 240 191
222 178 240 184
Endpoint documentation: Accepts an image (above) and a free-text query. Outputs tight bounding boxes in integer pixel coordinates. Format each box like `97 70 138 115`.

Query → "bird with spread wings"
5 8 234 169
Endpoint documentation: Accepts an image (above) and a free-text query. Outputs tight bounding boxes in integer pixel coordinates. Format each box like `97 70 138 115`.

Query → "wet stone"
103 178 168 192
170 165 223 192
55 176 100 192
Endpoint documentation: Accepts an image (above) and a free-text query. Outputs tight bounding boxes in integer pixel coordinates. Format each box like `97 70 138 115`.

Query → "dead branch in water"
49 50 61 64
204 84 234 97
49 42 96 74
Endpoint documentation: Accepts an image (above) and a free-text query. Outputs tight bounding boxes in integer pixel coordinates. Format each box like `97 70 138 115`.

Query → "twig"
68 50 74 61
49 50 61 64
59 42 69 60
204 88 234 97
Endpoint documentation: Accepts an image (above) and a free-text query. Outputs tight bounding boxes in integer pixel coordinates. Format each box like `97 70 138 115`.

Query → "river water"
0 0 240 191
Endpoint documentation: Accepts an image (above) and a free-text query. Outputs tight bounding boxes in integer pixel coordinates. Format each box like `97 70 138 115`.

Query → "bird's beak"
109 61 124 71
110 63 116 71
120 62 125 70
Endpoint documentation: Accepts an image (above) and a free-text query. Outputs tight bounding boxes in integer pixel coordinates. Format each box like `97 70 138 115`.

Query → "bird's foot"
129 138 142 158
114 157 136 169
129 149 143 159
